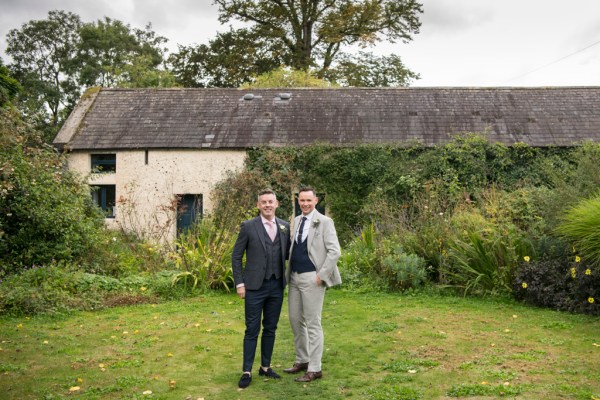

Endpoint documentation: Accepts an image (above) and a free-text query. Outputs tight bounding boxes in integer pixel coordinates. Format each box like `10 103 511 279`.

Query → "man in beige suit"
284 186 342 382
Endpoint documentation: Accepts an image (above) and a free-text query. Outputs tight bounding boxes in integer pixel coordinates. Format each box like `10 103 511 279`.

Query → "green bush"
0 264 190 316
379 241 428 291
339 225 429 291
79 230 169 277
338 224 379 290
0 263 101 315
0 108 105 275
171 216 235 292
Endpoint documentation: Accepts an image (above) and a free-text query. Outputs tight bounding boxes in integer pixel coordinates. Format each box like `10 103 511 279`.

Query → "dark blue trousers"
243 277 284 372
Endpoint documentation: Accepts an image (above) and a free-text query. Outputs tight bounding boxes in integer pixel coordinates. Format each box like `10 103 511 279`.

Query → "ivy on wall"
231 134 595 243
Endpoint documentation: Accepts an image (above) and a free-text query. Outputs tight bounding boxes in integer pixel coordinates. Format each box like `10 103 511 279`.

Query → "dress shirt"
296 211 315 243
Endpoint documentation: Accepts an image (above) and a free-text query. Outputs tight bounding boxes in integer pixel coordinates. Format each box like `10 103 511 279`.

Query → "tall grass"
556 194 600 266
171 217 235 292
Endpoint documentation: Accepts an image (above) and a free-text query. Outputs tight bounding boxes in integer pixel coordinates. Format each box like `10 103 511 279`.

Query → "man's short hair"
298 186 316 196
258 189 276 200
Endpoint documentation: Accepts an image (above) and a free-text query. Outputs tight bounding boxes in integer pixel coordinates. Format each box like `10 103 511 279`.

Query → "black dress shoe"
284 362 309 374
259 367 281 379
295 371 322 382
238 372 252 388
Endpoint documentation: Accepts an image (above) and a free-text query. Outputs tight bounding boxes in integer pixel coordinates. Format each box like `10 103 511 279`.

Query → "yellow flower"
521 282 528 289
571 267 576 278
585 269 592 275
523 256 530 262
589 297 595 304
575 255 581 263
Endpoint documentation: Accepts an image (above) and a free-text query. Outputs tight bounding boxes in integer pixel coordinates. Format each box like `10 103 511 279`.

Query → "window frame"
91 184 116 218
91 154 116 173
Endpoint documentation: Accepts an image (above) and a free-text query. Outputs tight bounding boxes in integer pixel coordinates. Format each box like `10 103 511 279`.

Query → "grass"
0 290 599 399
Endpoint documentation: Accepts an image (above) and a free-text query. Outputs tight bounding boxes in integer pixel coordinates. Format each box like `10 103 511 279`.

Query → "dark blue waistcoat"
290 238 316 273
263 226 283 279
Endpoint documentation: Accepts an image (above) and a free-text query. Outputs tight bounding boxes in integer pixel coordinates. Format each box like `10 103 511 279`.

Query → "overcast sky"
1 0 599 87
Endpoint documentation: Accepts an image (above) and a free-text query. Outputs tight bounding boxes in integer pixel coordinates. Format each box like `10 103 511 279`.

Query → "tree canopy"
76 17 170 87
207 0 423 85
6 10 82 131
5 11 176 139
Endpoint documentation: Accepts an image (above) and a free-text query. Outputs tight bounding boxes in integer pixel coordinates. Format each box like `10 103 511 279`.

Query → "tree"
169 28 286 87
214 0 422 77
118 54 179 88
6 10 82 132
0 60 21 107
77 18 171 88
325 51 420 87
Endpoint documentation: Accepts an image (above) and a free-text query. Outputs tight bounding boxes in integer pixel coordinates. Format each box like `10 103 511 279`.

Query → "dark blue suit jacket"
232 216 291 290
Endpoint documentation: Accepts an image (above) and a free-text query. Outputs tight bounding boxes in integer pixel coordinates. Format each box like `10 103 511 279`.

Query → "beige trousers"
288 271 326 372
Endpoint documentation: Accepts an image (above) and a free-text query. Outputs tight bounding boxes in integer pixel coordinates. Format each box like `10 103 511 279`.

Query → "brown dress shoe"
284 362 309 374
295 371 322 382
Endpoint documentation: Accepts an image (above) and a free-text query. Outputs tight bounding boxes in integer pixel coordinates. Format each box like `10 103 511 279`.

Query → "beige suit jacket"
286 210 342 287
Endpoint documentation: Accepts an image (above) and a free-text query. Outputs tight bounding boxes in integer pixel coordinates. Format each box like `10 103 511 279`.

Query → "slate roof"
54 87 600 151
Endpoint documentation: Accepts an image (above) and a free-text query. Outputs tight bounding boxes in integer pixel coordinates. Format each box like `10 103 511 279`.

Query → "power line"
502 39 600 84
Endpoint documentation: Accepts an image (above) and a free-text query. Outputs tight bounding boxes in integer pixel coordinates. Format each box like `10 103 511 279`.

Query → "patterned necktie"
297 216 307 243
267 220 276 241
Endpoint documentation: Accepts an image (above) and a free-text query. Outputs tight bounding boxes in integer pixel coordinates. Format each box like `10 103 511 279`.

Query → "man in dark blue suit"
232 189 291 388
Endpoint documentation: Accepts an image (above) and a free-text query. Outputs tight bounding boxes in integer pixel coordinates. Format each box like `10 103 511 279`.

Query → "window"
176 194 203 234
91 185 116 218
91 154 116 173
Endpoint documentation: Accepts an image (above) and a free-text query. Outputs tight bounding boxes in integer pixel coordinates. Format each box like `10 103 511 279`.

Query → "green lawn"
0 290 599 399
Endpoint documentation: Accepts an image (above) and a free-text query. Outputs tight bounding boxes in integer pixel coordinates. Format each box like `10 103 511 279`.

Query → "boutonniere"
312 219 320 229
279 224 288 234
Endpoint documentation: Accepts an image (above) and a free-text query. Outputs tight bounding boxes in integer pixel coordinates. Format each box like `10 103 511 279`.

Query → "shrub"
338 224 379 290
0 108 105 275
408 187 535 296
556 193 600 266
514 254 600 315
79 230 169 277
379 241 428 291
0 264 188 316
0 263 101 315
339 225 429 291
171 216 235 292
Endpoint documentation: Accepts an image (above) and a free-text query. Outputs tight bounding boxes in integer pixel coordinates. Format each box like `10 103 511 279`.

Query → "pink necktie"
267 221 276 241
